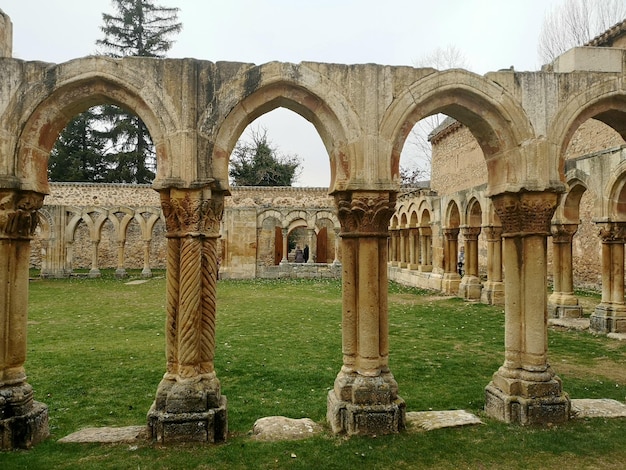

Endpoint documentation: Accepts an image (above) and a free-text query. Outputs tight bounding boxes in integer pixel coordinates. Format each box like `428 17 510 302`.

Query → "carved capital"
461 226 481 240
492 192 558 236
597 221 626 243
335 191 397 237
418 225 432 237
0 190 44 239
161 189 224 237
483 225 503 242
443 227 460 239
551 223 578 244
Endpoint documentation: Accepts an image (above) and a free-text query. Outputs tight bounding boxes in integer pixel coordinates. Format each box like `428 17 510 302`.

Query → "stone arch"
445 200 461 228
605 161 626 221
560 179 590 223
9 58 179 194
208 63 362 192
257 209 284 266
380 69 536 193
466 198 483 228
550 79 626 182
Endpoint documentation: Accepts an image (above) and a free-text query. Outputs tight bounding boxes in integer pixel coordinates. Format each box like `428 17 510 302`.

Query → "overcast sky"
5 0 566 187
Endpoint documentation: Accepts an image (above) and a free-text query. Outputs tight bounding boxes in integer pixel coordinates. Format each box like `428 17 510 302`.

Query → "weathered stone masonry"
2 7 626 448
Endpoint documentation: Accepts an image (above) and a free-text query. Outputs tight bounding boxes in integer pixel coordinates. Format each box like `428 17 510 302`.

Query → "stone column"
441 227 461 295
115 240 127 278
307 228 316 263
407 228 419 269
280 228 288 264
480 225 504 305
484 192 570 425
89 240 101 278
418 225 432 272
398 228 407 268
459 226 482 300
333 228 341 265
40 205 69 278
141 239 152 277
389 229 398 266
65 240 74 274
148 187 227 443
327 191 405 436
548 223 582 318
590 222 626 333
0 190 49 449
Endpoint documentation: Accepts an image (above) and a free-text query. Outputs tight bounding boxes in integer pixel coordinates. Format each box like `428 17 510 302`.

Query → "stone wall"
430 122 487 195
33 184 339 278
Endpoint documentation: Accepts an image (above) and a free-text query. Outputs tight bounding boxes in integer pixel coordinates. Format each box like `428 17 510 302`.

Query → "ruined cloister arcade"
2 8 626 448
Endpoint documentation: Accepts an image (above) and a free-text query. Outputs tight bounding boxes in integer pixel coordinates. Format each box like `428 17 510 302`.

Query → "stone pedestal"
459 275 482 300
591 303 626 334
148 376 227 443
484 192 570 425
0 384 49 449
442 272 461 295
481 280 505 305
327 370 405 435
548 292 583 319
484 370 570 425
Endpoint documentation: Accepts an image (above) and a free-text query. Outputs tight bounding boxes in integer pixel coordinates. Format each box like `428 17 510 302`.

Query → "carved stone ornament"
0 190 44 238
492 192 557 236
597 222 626 243
161 191 224 235
335 191 397 236
482 225 503 242
442 227 460 238
461 226 481 240
551 223 578 244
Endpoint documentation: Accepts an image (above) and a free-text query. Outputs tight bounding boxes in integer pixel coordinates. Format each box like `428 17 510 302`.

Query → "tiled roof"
585 18 626 47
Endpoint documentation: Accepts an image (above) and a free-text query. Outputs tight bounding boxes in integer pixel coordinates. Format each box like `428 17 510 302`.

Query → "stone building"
3 7 626 449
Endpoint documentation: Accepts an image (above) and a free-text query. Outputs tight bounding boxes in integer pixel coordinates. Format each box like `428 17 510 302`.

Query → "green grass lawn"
2 273 626 469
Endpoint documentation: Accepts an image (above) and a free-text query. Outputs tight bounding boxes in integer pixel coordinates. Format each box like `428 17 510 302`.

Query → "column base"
441 273 461 295
141 267 153 278
484 370 570 425
115 268 127 278
548 292 582 318
459 275 482 301
326 370 405 435
480 281 504 305
418 265 433 273
147 376 228 443
88 268 101 278
590 303 626 333
0 383 49 450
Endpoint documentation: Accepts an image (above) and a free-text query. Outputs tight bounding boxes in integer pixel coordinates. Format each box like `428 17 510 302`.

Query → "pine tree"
229 128 301 186
94 0 182 183
49 1 182 183
48 108 109 182
97 0 182 58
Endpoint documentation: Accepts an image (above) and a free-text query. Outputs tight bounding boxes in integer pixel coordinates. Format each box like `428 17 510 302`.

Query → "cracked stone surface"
251 416 322 441
58 426 148 443
406 410 483 431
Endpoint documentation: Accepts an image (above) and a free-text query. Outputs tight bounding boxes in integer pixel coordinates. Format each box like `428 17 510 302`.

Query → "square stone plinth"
484 383 570 425
0 401 49 450
148 396 227 444
327 390 405 435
